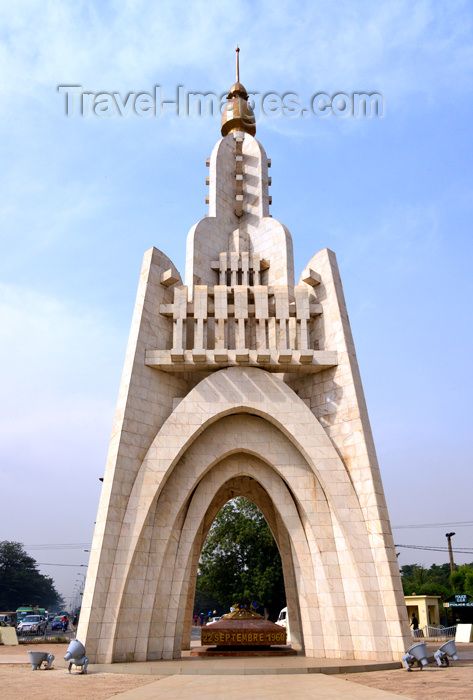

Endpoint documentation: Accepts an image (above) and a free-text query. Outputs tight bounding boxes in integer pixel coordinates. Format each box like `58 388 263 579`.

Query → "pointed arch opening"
194 495 286 621
83 368 407 663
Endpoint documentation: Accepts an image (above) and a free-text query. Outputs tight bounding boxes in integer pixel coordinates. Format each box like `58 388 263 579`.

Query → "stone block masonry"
78 67 411 664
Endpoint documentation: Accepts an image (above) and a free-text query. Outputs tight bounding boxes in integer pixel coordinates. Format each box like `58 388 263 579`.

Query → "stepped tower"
78 50 411 663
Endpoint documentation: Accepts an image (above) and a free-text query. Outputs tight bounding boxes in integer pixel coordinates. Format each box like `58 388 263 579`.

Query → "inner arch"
183 476 303 653
145 461 309 660
110 409 384 662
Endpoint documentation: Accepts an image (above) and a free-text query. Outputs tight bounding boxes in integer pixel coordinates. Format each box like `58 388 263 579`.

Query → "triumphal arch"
78 53 411 663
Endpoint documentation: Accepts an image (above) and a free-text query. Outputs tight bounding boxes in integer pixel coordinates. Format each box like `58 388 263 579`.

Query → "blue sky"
1 0 472 603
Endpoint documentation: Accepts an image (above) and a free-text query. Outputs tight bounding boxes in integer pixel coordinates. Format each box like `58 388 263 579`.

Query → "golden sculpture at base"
221 603 264 620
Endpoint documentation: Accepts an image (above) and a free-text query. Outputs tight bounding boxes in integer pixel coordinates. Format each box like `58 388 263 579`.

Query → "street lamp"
75 572 87 609
445 532 456 572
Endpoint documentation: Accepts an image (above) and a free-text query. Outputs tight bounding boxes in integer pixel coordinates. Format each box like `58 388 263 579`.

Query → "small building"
404 595 441 628
443 594 473 624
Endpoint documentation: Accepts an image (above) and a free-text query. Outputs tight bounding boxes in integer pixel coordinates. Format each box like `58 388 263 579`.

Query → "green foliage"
450 570 463 592
0 541 64 611
450 564 473 595
197 498 285 619
466 571 473 596
193 588 226 618
400 563 454 599
401 562 473 599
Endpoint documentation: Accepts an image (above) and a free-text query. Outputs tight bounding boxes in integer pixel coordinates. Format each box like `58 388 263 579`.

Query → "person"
73 614 78 628
199 612 205 626
194 614 198 627
61 615 69 633
411 613 419 637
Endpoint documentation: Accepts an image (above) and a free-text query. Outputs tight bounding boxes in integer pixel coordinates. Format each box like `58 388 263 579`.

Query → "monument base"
190 645 297 657
195 607 296 657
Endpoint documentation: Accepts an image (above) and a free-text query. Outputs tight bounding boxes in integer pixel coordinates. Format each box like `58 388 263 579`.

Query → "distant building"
404 595 441 629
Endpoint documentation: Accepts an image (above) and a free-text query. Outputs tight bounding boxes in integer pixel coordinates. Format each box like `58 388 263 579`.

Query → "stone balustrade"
150 266 336 372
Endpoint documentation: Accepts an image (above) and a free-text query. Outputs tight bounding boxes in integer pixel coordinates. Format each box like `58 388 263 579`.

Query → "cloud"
334 201 441 275
1 0 471 242
1 0 472 115
0 282 121 595
1 0 472 597
0 282 122 473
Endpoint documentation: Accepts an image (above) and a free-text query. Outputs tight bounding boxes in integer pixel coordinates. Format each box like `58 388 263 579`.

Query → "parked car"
0 613 16 627
207 616 221 625
276 607 287 627
275 606 291 643
51 615 63 630
17 615 47 635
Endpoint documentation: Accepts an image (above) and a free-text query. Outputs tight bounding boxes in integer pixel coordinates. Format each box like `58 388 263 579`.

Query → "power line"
23 534 473 559
392 521 473 530
395 544 473 551
25 543 91 550
395 544 473 554
36 563 88 567
21 519 473 547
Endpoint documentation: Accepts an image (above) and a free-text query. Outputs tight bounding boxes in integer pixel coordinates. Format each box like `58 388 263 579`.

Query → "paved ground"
0 663 158 700
1 641 471 699
340 662 473 700
340 643 473 700
0 660 412 700
110 674 413 699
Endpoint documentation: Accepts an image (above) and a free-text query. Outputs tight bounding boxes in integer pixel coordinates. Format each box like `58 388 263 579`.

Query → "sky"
1 0 472 606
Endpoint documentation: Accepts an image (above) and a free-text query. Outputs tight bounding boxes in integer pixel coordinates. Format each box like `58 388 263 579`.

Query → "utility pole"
446 532 456 572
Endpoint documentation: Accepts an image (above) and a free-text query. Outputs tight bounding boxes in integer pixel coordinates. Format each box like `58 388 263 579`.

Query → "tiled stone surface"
77 247 188 657
107 673 414 700
287 248 411 653
81 367 410 664
80 128 410 667
185 133 293 292
145 348 337 373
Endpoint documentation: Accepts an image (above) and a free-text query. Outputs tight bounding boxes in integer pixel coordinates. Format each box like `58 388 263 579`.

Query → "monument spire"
221 46 256 137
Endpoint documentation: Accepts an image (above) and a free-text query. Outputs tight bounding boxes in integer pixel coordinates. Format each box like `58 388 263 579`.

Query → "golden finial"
221 46 256 137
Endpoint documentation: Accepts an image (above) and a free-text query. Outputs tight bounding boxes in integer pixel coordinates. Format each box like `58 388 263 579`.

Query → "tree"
193 589 226 618
0 541 63 610
400 562 453 598
450 564 473 595
197 498 285 619
400 561 473 599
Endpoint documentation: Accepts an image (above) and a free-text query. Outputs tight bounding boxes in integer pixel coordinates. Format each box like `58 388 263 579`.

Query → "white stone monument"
78 50 411 663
